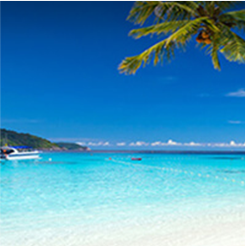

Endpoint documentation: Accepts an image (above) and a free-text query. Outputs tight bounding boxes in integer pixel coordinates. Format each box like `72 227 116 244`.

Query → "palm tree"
119 1 245 75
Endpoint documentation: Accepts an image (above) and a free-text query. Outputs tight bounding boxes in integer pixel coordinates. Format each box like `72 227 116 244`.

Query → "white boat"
0 146 40 160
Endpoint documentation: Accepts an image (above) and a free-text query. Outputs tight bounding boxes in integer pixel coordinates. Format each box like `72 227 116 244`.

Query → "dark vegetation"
0 129 88 151
0 128 57 148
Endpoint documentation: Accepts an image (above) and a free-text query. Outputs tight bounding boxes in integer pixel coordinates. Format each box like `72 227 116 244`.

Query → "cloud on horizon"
78 139 245 148
129 141 149 147
226 88 245 98
228 120 243 124
79 141 111 146
116 142 126 146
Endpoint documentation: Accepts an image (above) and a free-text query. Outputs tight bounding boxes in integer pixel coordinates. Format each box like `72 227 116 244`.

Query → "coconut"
196 37 203 43
202 31 209 39
204 38 212 44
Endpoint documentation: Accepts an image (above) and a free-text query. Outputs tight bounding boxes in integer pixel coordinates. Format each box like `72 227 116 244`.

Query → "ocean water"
1 152 245 246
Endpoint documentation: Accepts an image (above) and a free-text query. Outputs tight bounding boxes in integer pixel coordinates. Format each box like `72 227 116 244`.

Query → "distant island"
0 128 90 151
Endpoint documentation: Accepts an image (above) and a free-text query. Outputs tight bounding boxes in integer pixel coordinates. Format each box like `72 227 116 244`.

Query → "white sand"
1 209 245 246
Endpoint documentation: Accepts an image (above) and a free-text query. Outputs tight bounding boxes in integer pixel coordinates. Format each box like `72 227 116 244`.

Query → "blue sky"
1 1 245 149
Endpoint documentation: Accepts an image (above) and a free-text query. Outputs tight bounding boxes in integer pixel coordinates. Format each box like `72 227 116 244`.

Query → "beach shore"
1 208 245 246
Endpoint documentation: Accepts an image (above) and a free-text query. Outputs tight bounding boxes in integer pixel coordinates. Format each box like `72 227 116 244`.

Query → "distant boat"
0 146 40 160
131 157 142 161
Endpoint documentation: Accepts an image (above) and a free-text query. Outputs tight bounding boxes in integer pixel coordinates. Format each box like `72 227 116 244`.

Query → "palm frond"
219 25 245 63
204 19 221 32
165 17 216 45
212 1 235 12
212 47 220 70
127 1 198 25
219 10 245 31
175 0 199 10
154 1 198 21
120 1 245 74
129 20 189 39
119 38 179 75
206 33 221 70
127 1 162 25
221 9 245 21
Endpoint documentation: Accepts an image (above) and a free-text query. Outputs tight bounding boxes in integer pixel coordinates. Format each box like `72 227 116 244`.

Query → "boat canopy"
9 146 33 149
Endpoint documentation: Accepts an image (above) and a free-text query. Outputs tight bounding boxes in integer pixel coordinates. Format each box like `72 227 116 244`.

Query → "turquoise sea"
1 152 245 246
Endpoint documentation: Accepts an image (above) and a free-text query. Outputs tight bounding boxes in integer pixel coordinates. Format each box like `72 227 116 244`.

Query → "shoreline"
1 207 245 246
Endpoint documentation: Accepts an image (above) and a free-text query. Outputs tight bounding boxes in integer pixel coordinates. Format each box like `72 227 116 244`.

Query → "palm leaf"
154 1 198 21
127 1 162 25
120 1 245 74
210 1 235 12
129 20 190 39
219 10 245 31
219 24 245 63
127 1 199 25
221 9 245 21
165 17 218 45
175 0 199 10
119 38 178 75
206 33 221 70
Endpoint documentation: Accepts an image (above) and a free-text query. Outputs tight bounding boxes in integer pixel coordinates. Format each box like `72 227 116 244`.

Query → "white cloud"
209 141 245 147
153 139 182 146
166 139 181 146
151 141 163 146
151 140 203 147
150 140 245 148
228 120 243 124
211 143 227 147
129 141 149 146
76 142 86 146
64 139 245 148
226 88 245 97
184 142 203 147
87 142 100 146
116 142 126 146
86 141 109 146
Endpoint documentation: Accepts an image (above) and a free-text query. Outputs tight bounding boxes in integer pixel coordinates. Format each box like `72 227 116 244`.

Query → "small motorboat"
131 157 142 161
0 146 40 160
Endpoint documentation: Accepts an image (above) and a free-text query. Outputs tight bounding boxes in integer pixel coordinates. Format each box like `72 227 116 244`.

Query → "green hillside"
0 129 58 149
0 129 89 151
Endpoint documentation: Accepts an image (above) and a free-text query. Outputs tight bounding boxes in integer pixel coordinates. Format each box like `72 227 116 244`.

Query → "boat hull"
5 155 40 160
0 152 40 160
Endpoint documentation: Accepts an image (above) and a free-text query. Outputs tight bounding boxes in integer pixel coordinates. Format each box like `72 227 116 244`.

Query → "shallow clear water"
1 152 245 244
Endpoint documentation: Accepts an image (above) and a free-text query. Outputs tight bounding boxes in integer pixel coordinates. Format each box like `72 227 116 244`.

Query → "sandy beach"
1 207 245 246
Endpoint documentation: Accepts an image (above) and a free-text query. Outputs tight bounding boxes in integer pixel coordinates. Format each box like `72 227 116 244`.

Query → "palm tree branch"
220 9 245 21
175 0 199 10
165 17 219 46
129 20 190 39
127 1 199 25
206 33 221 70
219 10 245 31
219 24 245 63
154 1 199 22
119 38 179 75
209 1 235 12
